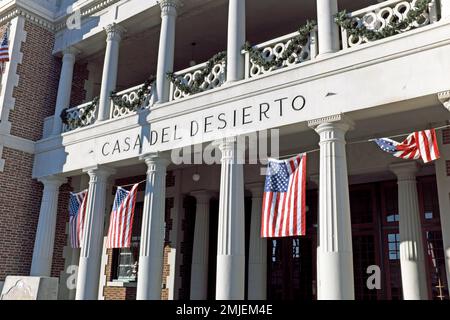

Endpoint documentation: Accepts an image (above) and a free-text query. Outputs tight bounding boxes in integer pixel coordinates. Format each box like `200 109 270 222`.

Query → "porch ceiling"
82 0 378 93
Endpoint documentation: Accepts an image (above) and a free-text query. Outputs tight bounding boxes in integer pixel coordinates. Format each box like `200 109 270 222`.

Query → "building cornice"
53 0 123 32
0 6 54 31
0 0 123 32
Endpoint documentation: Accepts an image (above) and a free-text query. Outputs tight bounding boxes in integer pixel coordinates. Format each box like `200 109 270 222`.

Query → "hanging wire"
107 124 450 188
276 124 450 160
115 179 146 188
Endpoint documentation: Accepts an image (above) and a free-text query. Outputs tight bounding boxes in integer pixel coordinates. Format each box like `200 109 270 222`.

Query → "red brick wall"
446 161 450 176
443 128 450 145
0 20 86 281
70 62 89 107
51 181 73 278
9 21 61 141
0 147 42 280
104 286 137 300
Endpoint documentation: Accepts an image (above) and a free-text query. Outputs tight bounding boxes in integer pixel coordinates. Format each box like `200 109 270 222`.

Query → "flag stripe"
106 184 139 248
262 153 307 238
69 190 88 248
375 129 440 164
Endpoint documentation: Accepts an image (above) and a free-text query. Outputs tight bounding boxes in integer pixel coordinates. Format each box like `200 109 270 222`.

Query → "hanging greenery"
60 96 99 129
335 0 431 43
166 51 227 96
242 20 317 70
110 75 156 111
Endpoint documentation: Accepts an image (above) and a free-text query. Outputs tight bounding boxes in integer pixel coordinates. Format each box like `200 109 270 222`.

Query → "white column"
52 48 79 135
215 137 246 300
247 182 267 300
97 23 125 121
441 0 450 20
390 162 428 300
308 114 355 300
227 0 246 82
316 0 340 56
434 128 450 291
155 0 182 103
190 190 213 300
75 166 115 300
136 153 170 300
30 176 67 276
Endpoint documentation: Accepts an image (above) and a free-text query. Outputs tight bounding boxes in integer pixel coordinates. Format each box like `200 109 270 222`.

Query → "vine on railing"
242 20 317 69
166 51 227 96
335 0 431 42
110 76 155 111
60 96 99 129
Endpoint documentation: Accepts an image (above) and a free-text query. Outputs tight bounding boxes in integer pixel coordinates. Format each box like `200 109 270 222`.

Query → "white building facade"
1 0 450 300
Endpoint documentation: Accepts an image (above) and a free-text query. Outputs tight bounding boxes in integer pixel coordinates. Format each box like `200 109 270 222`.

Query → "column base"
136 257 163 300
317 251 355 300
400 259 429 300
216 254 245 300
0 276 58 300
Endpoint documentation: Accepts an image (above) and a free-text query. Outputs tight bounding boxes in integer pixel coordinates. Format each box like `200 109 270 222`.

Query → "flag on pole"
374 129 440 163
69 190 88 248
0 28 10 63
261 153 307 238
106 184 139 248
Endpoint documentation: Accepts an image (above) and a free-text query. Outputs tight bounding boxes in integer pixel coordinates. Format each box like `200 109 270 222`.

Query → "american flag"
69 190 88 248
374 129 440 163
106 184 139 248
261 153 307 238
0 29 10 63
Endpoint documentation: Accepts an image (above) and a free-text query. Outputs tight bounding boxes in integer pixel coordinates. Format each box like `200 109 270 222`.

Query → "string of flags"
373 129 440 163
68 126 446 247
261 127 443 239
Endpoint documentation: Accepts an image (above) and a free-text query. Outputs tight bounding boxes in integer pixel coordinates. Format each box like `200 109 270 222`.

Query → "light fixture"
192 165 200 182
189 42 197 67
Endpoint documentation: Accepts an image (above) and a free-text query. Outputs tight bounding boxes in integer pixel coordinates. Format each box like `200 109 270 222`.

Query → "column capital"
158 0 183 16
104 23 126 42
213 136 247 153
38 175 67 188
62 46 81 58
438 90 450 111
246 182 264 198
191 190 215 204
389 162 419 181
83 166 116 181
308 114 355 133
140 152 171 168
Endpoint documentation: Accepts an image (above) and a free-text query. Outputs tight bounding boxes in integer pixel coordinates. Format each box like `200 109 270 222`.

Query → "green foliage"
167 51 227 96
110 75 156 111
242 20 317 70
335 0 431 43
60 96 99 129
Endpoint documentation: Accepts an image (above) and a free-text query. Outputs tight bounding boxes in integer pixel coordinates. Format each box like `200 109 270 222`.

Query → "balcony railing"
58 0 443 134
340 0 438 49
62 100 97 133
169 60 227 101
243 29 318 79
110 82 154 119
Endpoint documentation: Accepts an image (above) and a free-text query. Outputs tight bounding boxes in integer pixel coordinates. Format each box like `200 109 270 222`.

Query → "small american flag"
374 129 440 163
0 29 10 63
261 153 307 238
69 190 88 248
106 184 139 248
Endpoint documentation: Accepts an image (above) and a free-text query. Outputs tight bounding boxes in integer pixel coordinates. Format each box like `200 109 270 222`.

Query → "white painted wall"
33 20 450 178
